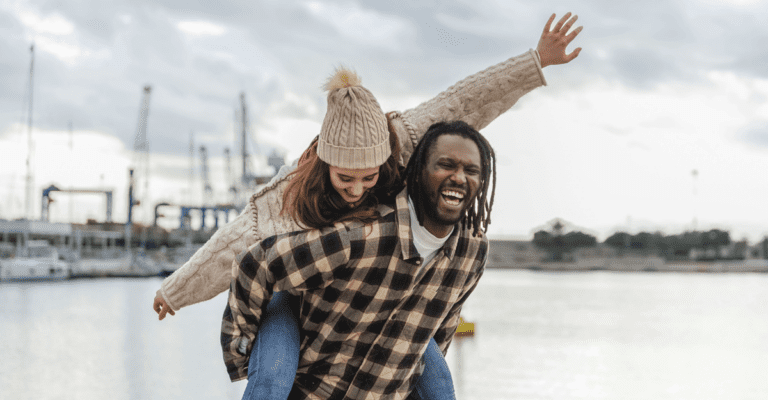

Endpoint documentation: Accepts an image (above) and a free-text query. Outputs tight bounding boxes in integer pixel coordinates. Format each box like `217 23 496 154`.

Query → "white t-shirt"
408 196 453 266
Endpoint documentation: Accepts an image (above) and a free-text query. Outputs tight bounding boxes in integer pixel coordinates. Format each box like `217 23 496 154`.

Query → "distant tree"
653 232 671 258
604 232 630 249
660 230 731 260
701 229 730 259
533 230 553 248
634 232 664 254
731 240 747 260
605 231 666 256
680 231 703 256
533 230 563 261
563 231 597 248
762 238 768 260
533 219 596 261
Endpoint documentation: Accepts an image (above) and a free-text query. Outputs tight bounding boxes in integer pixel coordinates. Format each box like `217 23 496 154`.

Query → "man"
221 120 496 399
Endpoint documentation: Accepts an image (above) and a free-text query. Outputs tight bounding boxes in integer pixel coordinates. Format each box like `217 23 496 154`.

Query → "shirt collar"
395 188 463 262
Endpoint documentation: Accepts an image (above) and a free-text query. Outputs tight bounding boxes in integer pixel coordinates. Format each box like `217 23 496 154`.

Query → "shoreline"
486 258 768 273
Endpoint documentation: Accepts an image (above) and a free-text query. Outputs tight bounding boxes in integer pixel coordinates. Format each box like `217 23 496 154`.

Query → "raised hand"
537 12 583 68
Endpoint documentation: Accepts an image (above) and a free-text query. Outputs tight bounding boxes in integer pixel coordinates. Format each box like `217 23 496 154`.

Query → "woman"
153 12 582 399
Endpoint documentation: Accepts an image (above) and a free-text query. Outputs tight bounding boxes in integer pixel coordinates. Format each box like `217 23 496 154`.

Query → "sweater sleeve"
159 200 258 311
389 49 546 164
159 164 301 311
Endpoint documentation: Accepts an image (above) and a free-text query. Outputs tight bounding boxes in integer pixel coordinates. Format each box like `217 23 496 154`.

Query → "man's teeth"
441 190 464 206
442 190 464 199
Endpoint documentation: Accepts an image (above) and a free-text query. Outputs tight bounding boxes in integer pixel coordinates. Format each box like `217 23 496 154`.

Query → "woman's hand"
153 289 176 320
537 12 583 68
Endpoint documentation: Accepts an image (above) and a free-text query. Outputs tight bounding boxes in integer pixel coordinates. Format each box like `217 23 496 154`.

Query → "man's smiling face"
418 134 482 238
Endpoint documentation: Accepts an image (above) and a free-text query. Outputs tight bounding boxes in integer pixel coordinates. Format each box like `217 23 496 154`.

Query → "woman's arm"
152 164 302 319
389 12 583 164
154 200 258 317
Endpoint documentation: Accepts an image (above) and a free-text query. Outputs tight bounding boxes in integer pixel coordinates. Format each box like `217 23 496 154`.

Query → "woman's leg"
413 337 456 400
241 292 301 400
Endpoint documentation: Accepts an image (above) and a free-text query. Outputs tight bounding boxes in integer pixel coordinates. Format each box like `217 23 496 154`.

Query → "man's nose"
450 169 466 184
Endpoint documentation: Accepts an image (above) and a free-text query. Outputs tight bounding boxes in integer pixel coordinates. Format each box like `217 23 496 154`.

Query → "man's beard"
419 182 471 227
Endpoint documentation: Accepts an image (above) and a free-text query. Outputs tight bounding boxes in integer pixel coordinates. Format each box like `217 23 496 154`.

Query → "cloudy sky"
1 0 767 242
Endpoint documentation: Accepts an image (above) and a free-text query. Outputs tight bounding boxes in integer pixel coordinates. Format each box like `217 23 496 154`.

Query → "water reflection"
448 270 768 399
449 335 468 400
0 279 247 400
2 271 768 399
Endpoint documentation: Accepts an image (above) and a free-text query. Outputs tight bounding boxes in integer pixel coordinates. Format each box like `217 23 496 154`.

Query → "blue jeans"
243 292 300 400
413 339 456 400
242 292 456 400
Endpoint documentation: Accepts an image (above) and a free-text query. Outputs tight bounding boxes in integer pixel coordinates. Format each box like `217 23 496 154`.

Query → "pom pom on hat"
324 66 362 91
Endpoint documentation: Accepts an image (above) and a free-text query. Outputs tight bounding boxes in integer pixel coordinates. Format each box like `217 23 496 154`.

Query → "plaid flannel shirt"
221 189 487 399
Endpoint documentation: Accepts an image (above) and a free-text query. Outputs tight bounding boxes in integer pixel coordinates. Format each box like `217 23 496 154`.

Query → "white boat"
0 240 70 281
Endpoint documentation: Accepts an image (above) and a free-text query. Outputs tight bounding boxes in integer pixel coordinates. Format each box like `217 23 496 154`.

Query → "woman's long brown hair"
281 122 403 229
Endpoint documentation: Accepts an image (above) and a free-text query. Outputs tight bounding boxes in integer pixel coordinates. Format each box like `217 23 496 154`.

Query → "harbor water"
2 269 767 400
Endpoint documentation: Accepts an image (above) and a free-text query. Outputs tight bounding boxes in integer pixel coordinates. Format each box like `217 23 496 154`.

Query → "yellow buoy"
455 316 475 337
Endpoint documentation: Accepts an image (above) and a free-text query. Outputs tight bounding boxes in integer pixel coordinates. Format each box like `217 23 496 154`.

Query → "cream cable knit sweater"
159 49 546 311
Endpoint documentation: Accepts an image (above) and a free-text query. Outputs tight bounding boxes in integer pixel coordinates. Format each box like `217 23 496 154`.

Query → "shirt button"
415 260 421 265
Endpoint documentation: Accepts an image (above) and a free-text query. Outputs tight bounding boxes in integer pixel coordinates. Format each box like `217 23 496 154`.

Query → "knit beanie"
317 67 390 169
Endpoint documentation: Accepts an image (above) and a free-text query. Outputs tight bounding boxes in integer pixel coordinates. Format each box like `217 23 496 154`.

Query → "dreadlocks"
404 121 496 237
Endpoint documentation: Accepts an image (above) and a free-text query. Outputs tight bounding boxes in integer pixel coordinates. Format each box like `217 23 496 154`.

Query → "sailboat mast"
240 92 248 183
24 44 35 220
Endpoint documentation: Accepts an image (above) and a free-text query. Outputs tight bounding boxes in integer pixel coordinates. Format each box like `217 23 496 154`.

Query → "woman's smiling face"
328 166 380 205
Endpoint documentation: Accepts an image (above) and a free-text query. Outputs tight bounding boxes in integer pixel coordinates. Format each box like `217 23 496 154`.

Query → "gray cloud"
2 0 767 159
610 47 682 88
740 122 768 148
0 11 35 129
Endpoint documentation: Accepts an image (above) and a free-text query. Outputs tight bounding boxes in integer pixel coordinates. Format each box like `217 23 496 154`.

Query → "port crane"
41 185 114 223
23 44 35 219
199 145 213 203
130 85 152 225
236 92 285 189
225 147 237 204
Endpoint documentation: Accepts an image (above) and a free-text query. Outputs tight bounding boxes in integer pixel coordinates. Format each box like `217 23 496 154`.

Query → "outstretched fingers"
537 12 584 67
543 13 556 34
565 47 582 63
561 14 578 35
552 12 572 33
566 25 584 43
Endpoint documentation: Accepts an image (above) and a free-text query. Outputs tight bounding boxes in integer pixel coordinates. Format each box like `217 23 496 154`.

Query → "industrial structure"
41 185 114 223
24 44 35 220
2 82 288 279
131 85 152 225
